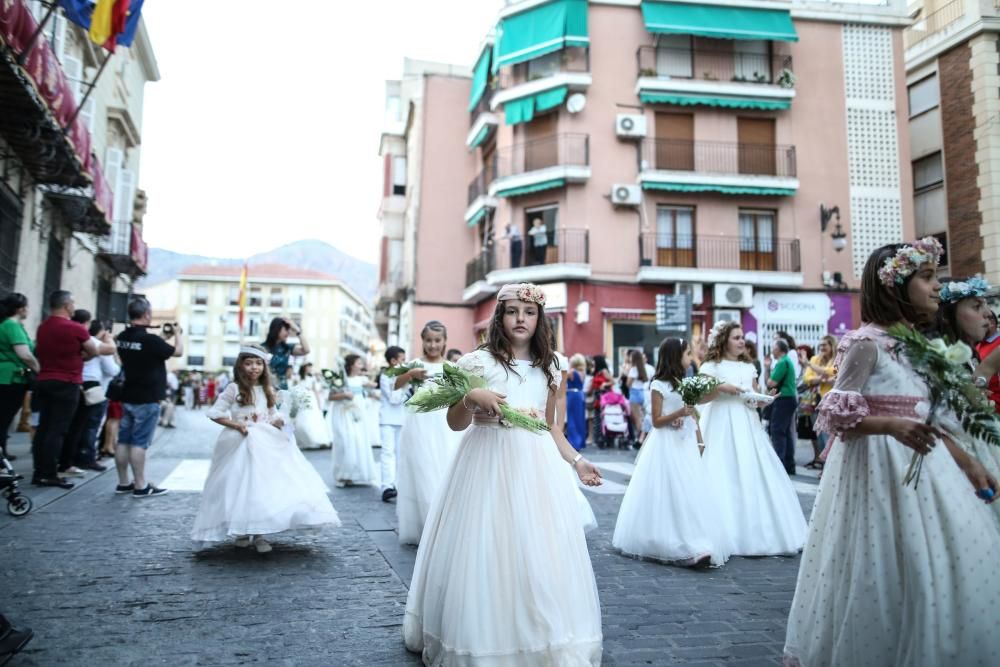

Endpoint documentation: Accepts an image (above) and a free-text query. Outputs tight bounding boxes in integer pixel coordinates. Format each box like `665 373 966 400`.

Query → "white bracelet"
570 453 583 467
462 393 475 411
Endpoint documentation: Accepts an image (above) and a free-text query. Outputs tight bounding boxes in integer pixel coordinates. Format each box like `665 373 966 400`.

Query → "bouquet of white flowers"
677 374 721 406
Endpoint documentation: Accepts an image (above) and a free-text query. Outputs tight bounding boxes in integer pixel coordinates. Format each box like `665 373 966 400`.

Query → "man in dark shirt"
32 290 99 488
114 298 183 498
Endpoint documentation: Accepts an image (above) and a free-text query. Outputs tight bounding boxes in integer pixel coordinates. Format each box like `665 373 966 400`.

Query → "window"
249 286 262 307
188 340 206 367
224 314 240 337
739 210 776 270
654 206 695 267
733 40 771 83
288 286 305 310
908 74 939 117
524 205 558 266
189 312 208 336
192 284 208 306
913 152 946 238
913 152 944 192
527 50 562 80
222 343 240 368
269 287 283 308
247 318 261 337
392 156 407 196
655 34 692 78
0 187 21 296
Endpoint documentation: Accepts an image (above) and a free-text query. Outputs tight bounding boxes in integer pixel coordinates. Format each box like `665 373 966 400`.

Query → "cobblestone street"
2 408 818 666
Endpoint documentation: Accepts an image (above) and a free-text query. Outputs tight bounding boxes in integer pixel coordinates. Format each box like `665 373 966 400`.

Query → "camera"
161 322 178 338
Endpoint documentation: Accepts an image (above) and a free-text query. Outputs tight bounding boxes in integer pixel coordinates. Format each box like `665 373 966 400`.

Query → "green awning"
639 92 790 110
496 178 566 198
469 125 491 149
494 0 589 72
504 86 568 125
468 48 492 113
467 207 488 227
641 1 798 42
642 182 795 196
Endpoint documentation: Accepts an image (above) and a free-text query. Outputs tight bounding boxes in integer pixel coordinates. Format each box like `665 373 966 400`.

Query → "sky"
138 1 503 265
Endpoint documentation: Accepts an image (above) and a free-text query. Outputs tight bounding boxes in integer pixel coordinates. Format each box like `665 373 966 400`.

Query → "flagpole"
63 51 112 130
17 1 58 66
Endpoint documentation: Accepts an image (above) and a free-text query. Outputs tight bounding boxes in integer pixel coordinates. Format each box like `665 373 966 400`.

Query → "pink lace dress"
783 324 1000 666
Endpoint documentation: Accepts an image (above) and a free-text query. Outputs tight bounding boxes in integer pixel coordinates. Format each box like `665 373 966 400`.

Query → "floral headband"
940 275 991 303
878 236 944 287
706 320 730 349
497 283 545 307
239 346 272 362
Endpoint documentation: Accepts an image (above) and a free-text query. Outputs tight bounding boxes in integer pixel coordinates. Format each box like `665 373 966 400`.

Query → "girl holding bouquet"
784 241 1000 666
404 283 603 666
329 354 377 487
612 337 732 567
698 321 807 556
291 363 331 450
192 345 340 553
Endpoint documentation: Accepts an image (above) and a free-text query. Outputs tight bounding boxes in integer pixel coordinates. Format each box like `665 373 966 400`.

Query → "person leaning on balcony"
0 293 40 462
263 317 310 391
528 218 548 265
504 223 523 268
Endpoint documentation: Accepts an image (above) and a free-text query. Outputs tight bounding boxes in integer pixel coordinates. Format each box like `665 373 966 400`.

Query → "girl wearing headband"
191 344 340 553
404 283 603 665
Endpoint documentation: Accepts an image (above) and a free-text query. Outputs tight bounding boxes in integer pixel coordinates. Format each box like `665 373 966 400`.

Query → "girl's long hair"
234 345 276 408
654 338 687 390
704 322 751 363
482 300 556 388
629 349 647 382
860 243 928 326
299 363 313 380
263 318 289 351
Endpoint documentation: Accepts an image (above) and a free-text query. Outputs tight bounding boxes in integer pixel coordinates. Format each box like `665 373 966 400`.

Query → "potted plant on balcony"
639 67 657 77
777 68 796 88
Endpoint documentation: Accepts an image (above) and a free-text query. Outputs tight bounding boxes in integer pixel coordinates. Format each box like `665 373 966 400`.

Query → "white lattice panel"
842 25 904 277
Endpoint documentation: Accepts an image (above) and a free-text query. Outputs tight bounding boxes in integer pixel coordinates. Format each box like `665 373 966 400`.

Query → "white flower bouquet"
678 374 721 406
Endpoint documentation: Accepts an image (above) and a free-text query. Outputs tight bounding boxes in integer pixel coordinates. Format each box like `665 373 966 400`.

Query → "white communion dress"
328 374 377 485
403 350 602 666
697 359 807 556
395 359 463 545
784 325 1000 666
290 376 331 449
612 380 729 566
191 384 340 542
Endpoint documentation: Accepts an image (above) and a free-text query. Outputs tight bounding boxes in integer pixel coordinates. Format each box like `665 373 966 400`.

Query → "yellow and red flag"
88 0 130 52
237 264 249 331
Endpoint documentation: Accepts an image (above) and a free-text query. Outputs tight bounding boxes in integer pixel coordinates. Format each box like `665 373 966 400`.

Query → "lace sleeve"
814 339 878 436
207 383 238 420
456 350 487 377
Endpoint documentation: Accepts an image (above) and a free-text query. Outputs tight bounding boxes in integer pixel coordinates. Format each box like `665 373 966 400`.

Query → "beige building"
144 264 374 372
904 0 1000 281
0 1 159 332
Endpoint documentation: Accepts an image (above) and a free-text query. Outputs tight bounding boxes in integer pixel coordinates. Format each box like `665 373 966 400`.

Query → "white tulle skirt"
294 406 331 449
569 466 598 534
396 409 462 545
612 426 729 566
404 424 603 666
191 423 340 542
329 400 377 484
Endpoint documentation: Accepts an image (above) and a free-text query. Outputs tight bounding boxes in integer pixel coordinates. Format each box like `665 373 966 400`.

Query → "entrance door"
524 112 559 172
737 117 776 175
655 112 694 171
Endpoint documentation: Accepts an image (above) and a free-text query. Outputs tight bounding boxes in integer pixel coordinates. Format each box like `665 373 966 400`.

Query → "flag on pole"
60 0 145 48
237 264 249 331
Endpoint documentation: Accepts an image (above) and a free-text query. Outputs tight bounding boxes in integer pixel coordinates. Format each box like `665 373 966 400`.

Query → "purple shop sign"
828 293 855 337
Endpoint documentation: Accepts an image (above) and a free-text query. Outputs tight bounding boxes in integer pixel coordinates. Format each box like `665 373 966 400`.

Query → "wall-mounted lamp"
820 204 847 253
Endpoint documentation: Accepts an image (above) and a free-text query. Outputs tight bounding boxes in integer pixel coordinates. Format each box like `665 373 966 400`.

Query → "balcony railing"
495 133 589 180
641 139 797 178
493 228 589 271
465 251 495 286
497 46 590 89
639 234 801 272
469 86 496 126
98 221 148 275
637 46 793 86
905 0 964 47
468 168 495 205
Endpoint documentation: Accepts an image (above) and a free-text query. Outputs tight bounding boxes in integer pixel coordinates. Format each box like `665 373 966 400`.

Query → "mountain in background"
136 239 377 303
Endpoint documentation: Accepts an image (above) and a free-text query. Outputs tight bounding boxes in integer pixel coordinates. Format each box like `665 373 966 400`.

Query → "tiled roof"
178 263 340 282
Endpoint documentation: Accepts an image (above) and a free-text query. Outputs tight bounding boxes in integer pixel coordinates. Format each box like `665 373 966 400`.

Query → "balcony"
487 228 590 284
97 221 148 276
463 251 497 302
636 45 795 110
637 234 802 287
466 169 498 226
491 133 590 198
467 86 498 149
491 47 592 122
639 138 798 196
905 0 964 49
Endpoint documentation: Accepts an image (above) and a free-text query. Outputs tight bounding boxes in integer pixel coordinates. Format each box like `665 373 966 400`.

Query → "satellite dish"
566 93 587 114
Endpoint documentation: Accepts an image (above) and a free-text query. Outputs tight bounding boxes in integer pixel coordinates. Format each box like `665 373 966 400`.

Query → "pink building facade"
377 0 914 365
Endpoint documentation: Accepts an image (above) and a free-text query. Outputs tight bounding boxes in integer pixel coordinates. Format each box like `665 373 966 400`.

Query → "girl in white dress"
784 239 1000 666
404 283 604 666
395 321 462 545
291 362 331 449
698 321 808 556
328 354 377 487
613 337 733 567
192 345 340 553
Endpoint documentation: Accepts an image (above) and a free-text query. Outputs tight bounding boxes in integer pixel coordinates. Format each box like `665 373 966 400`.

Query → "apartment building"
904 0 1000 282
0 1 158 332
144 264 374 373
377 0 915 362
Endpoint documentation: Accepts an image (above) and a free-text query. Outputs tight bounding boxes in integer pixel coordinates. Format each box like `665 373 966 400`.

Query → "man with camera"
113 298 183 498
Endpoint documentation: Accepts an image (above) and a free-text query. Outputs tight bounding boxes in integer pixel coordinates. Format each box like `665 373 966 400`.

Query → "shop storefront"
742 291 858 359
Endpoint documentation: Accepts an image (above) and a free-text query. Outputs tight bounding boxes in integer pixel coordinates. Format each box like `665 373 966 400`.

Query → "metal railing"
492 228 589 271
636 46 793 86
469 86 496 126
468 168 494 205
495 133 589 179
465 250 495 286
497 46 590 89
99 220 132 255
641 139 797 178
905 0 964 47
639 234 801 272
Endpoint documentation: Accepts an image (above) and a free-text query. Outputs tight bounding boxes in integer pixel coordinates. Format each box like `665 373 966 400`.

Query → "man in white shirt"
379 346 410 502
160 370 179 428
71 315 119 472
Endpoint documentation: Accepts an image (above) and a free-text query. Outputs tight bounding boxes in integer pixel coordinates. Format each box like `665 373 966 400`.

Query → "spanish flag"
88 0 129 52
237 264 249 331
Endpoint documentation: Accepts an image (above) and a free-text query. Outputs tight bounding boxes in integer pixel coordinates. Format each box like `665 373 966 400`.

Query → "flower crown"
878 237 944 287
497 283 546 307
706 320 730 349
940 275 991 303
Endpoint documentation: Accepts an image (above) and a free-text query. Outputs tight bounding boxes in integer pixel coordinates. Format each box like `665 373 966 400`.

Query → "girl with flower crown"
403 283 604 666
784 241 1000 666
192 345 340 553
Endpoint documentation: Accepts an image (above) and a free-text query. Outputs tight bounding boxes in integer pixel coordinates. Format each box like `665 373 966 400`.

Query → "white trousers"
379 424 401 491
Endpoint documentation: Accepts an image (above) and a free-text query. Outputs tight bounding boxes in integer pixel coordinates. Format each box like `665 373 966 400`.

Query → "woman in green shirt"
0 293 39 461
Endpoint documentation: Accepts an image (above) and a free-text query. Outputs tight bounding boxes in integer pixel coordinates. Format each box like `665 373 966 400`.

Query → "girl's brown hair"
860 243 930 326
629 349 648 382
654 338 687 389
234 345 276 409
482 300 556 388
703 322 752 364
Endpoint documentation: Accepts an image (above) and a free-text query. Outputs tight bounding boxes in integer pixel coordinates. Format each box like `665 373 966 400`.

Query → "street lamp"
820 204 847 252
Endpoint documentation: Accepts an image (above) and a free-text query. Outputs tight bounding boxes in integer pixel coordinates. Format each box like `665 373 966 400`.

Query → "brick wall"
939 43 986 275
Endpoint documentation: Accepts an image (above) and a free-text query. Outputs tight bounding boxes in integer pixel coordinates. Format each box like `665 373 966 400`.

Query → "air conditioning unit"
714 283 753 308
610 184 641 206
714 309 742 324
616 113 647 139
674 282 703 306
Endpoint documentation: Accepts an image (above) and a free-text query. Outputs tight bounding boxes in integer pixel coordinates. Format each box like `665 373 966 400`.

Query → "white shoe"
234 535 251 548
253 536 272 553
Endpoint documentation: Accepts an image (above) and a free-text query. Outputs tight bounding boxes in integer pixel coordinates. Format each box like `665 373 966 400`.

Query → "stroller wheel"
7 494 32 517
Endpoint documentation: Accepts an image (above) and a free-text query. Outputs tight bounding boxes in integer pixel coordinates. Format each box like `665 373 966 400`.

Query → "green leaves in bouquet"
677 374 721 407
382 360 426 387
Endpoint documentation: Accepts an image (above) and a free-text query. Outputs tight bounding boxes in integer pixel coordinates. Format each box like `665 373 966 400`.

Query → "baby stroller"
0 456 32 517
598 391 632 450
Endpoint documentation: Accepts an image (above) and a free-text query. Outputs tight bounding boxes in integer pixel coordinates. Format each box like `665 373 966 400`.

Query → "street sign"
656 293 691 334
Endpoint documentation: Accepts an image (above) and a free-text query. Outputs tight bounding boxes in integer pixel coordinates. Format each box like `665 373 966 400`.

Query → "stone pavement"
1 407 818 666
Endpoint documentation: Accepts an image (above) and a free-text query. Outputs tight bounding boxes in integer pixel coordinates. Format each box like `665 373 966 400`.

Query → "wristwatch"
570 453 583 467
